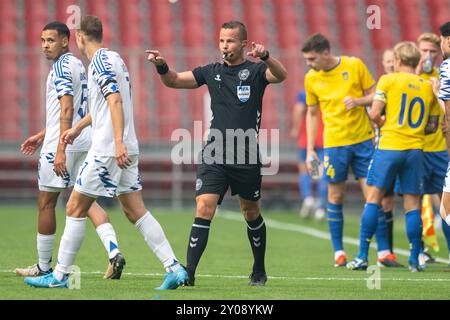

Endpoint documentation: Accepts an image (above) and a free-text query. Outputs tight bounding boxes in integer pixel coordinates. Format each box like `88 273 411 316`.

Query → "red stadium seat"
148 0 174 48
211 0 235 36
119 0 142 48
395 0 423 41
25 0 49 46
85 0 112 46
426 0 450 32
273 0 300 49
303 0 333 37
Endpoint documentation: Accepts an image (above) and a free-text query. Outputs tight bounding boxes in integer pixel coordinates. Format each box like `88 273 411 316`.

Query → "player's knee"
242 208 260 221
38 196 57 214
196 200 216 219
66 199 84 218
328 192 344 204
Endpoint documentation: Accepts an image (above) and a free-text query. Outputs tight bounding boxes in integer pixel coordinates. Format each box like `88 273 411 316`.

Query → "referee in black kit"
146 21 287 287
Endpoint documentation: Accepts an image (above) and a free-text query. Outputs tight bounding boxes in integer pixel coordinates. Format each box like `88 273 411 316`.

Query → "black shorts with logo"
195 163 262 205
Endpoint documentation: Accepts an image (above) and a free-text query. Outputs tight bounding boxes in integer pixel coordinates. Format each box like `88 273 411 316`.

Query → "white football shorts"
38 151 88 192
74 152 142 198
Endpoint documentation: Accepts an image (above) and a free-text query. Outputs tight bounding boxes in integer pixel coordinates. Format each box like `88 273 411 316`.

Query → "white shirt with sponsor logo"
87 48 139 156
41 52 91 153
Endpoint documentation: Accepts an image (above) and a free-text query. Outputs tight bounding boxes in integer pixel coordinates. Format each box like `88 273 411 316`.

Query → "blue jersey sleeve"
439 59 450 101
53 56 73 99
297 91 306 104
93 51 120 98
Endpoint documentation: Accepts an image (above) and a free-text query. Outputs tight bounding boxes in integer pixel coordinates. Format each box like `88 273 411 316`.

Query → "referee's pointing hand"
246 42 267 59
146 50 166 66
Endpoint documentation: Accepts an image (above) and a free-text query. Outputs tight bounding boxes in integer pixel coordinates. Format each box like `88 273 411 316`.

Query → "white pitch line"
218 210 450 264
2 269 450 283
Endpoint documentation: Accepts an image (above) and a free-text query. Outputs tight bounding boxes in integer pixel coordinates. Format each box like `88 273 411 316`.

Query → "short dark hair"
440 22 450 37
302 33 330 53
79 15 103 42
42 21 70 40
221 20 247 41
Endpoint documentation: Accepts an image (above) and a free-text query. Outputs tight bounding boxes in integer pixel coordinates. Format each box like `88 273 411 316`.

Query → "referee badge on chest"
237 85 251 102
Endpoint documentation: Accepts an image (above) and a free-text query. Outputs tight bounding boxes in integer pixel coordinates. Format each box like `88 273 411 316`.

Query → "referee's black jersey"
192 59 270 167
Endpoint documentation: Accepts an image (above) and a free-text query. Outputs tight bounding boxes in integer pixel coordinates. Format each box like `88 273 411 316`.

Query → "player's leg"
184 163 227 286
227 164 266 285
315 148 327 220
376 191 403 267
68 151 123 279
439 193 450 266
347 185 385 270
399 149 425 272
17 153 66 277
116 155 186 289
348 148 397 270
353 140 396 264
24 190 95 288
87 202 124 279
323 145 350 267
118 190 180 268
183 193 220 286
15 190 60 276
404 194 422 271
297 148 314 218
239 197 267 286
36 191 59 273
381 191 395 253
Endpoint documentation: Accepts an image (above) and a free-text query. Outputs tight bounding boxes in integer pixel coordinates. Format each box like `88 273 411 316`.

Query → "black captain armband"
260 50 270 61
156 63 169 75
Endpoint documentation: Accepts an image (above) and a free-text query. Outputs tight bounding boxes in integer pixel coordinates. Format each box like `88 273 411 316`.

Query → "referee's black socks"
385 210 394 252
186 217 211 277
246 214 266 274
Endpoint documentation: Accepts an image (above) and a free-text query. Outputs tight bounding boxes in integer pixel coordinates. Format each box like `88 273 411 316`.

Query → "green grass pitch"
1 205 450 300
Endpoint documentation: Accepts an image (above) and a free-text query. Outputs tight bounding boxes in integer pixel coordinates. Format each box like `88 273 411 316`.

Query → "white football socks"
334 250 345 260
96 223 120 260
37 233 55 272
377 250 391 259
54 216 87 281
135 211 178 271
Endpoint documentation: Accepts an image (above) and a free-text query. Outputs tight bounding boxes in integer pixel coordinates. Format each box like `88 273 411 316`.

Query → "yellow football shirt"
374 72 440 150
419 68 446 152
305 56 375 148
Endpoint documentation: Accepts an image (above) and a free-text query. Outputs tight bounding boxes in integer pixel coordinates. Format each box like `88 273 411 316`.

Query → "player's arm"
305 104 320 175
20 128 46 156
429 77 446 112
290 101 305 139
106 92 131 169
54 95 74 177
425 115 439 134
146 50 199 89
344 85 375 110
369 87 386 128
60 113 91 145
444 102 450 155
344 58 376 109
246 42 287 83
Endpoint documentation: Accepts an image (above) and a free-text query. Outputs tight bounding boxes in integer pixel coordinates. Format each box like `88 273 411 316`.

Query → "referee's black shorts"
195 163 262 205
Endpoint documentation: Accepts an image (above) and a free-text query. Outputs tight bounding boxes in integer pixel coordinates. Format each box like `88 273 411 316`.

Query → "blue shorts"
423 151 448 194
298 148 324 163
323 139 373 183
367 149 424 195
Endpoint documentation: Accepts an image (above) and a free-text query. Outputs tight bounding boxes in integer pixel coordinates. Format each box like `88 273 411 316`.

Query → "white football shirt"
41 52 91 153
439 58 450 101
87 48 139 156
